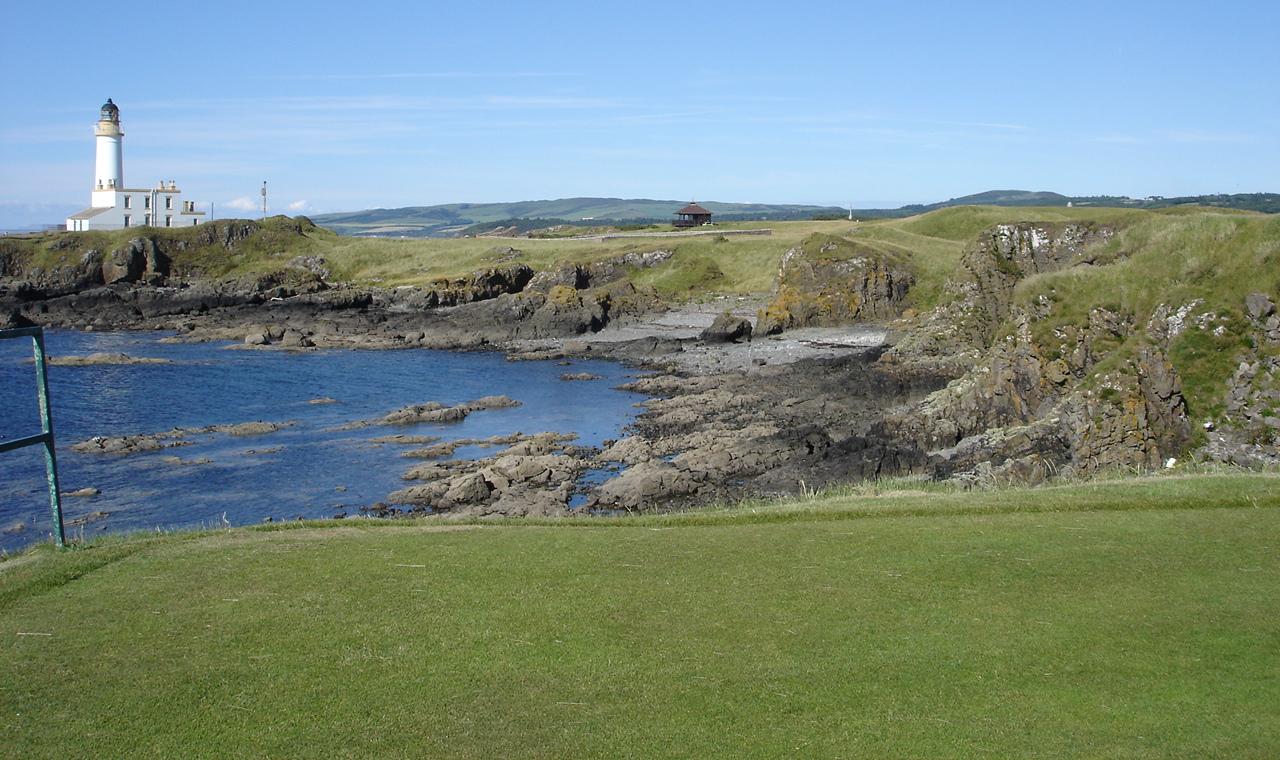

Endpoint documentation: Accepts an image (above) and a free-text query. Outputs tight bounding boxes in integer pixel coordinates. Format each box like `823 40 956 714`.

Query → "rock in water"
48 352 172 366
465 395 522 410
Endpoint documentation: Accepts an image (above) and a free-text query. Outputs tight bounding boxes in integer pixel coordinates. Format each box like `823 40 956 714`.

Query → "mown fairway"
2 474 1278 758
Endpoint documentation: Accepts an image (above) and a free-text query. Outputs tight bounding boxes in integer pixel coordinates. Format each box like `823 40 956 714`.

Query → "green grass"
316 219 855 294
896 205 1162 243
3 473 1278 758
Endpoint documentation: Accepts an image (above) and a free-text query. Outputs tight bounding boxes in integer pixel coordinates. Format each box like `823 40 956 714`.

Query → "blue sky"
1 0 1277 225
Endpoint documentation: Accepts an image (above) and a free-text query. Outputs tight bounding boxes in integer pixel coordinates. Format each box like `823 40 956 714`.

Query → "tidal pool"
0 330 646 550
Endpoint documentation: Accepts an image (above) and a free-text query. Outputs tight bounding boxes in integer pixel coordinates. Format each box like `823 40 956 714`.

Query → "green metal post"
31 331 66 547
0 327 66 547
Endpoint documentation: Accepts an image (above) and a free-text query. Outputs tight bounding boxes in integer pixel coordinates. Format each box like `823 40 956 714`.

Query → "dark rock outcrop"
758 235 913 335
700 312 753 343
102 237 170 285
875 220 1208 482
0 308 34 329
585 353 943 511
887 222 1119 375
1201 292 1280 467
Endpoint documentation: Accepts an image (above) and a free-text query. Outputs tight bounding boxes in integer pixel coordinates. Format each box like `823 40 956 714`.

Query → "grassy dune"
2 473 1278 758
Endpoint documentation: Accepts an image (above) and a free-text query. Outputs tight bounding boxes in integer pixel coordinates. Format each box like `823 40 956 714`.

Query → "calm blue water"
0 331 646 551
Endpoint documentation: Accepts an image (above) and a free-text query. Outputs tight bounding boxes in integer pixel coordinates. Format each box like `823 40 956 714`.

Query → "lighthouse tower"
66 99 205 231
92 99 124 203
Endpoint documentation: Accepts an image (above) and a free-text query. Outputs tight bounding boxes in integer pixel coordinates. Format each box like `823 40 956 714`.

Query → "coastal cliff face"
879 216 1279 480
887 222 1118 375
883 308 1192 483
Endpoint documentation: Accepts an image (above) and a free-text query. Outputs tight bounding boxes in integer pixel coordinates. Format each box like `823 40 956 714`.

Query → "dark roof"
677 202 711 215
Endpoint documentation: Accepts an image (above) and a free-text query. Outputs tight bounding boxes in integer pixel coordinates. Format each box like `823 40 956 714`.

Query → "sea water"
0 330 646 551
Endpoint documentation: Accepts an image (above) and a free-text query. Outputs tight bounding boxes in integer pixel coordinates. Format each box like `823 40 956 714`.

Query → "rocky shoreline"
5 217 1276 523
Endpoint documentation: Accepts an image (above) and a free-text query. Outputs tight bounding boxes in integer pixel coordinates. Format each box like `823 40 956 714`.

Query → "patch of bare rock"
73 420 294 455
344 396 522 429
47 352 172 366
382 432 591 517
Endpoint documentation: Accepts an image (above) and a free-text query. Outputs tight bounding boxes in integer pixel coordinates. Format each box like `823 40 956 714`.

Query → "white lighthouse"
94 99 124 194
66 99 206 231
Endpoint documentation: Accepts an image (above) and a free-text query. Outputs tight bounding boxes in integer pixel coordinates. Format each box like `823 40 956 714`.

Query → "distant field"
2 473 1278 758
311 198 847 237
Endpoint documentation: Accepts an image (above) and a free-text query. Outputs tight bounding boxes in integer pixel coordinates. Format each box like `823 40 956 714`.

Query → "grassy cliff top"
3 216 336 281
6 205 1270 308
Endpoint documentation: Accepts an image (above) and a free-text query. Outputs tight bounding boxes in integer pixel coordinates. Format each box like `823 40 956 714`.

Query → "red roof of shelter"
677 202 711 215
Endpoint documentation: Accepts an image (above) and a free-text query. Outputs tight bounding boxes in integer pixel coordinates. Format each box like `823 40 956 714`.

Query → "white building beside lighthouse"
66 99 206 231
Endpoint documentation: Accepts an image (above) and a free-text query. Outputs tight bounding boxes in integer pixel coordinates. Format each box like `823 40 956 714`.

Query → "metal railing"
0 326 65 546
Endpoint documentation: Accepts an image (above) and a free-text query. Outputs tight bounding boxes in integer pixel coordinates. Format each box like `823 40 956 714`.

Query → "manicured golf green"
2 474 1278 758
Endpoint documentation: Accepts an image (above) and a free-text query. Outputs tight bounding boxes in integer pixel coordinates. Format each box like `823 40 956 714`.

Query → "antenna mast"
261 181 268 219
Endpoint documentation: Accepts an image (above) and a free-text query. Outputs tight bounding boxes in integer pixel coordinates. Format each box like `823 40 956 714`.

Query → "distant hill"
312 191 1280 237
311 198 846 237
898 190 1071 213
902 190 1280 215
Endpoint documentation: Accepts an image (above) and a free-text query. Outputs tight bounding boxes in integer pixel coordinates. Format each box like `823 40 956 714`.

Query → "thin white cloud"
126 94 628 115
287 200 310 212
918 119 1031 131
482 95 617 109
224 196 258 212
1164 129 1254 144
263 71 582 81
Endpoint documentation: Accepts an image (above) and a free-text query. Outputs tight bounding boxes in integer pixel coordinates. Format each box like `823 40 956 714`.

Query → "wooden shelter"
673 201 712 227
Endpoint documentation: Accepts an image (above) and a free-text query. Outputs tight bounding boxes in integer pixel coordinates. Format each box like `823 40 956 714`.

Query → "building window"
124 195 132 209
144 214 151 226
123 215 130 227
144 196 151 209
165 216 172 227
165 196 172 210
192 219 198 226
